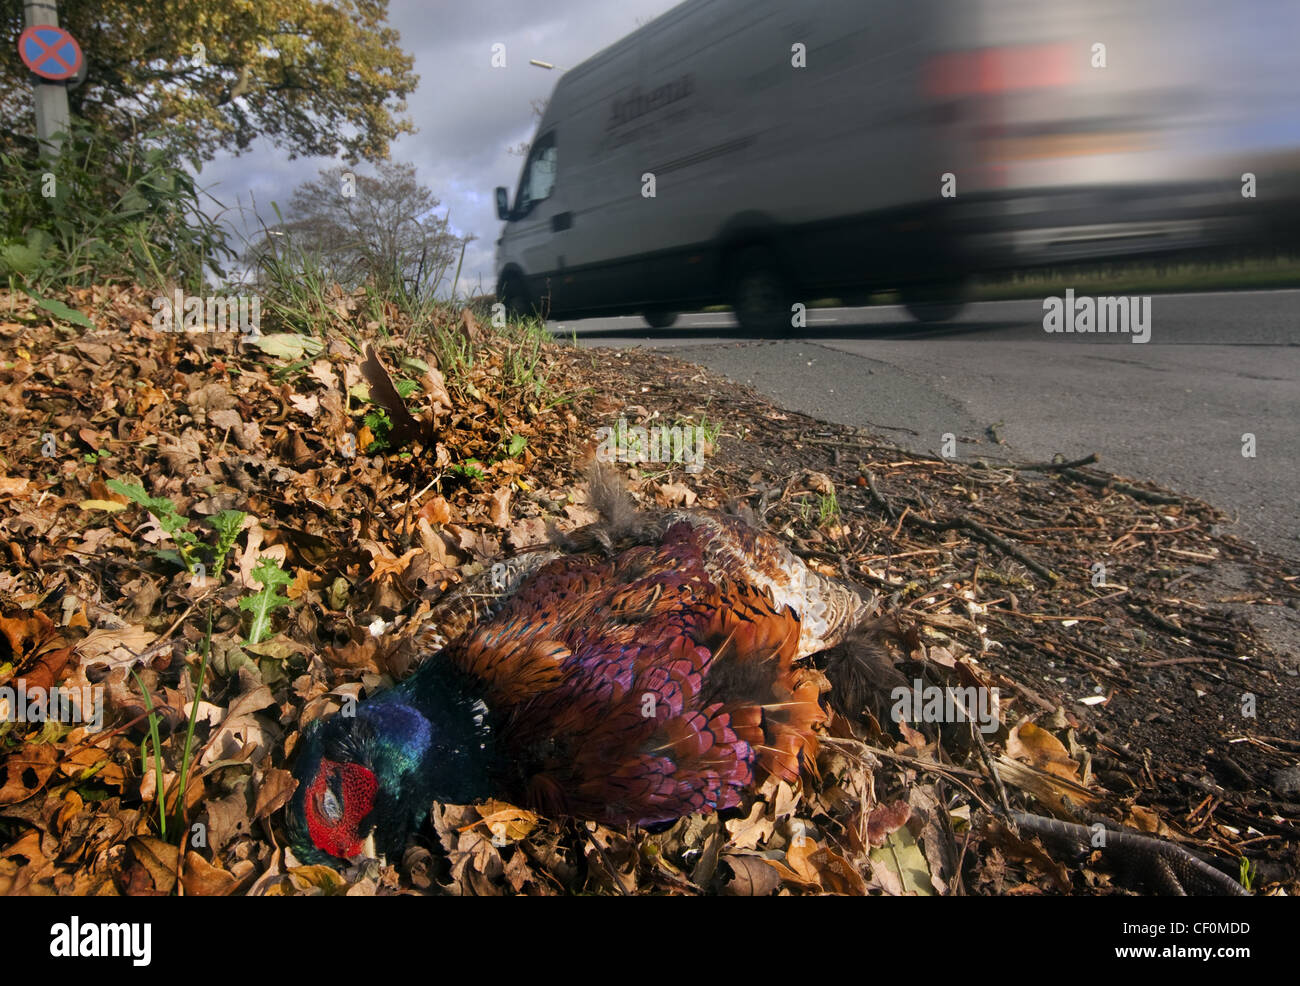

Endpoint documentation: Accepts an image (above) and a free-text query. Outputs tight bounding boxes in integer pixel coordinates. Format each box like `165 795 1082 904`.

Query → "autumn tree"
255 161 467 297
0 0 418 165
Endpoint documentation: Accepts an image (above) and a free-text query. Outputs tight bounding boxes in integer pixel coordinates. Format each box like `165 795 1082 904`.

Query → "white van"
494 0 1270 332
494 0 967 332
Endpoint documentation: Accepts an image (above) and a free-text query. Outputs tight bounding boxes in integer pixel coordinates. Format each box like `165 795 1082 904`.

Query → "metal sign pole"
23 0 70 158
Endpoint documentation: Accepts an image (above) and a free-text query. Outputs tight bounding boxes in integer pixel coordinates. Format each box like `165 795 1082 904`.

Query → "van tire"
731 247 793 337
643 309 678 328
900 281 968 323
498 274 531 321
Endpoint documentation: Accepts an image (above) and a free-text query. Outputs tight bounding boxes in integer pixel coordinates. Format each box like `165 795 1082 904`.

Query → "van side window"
517 134 557 216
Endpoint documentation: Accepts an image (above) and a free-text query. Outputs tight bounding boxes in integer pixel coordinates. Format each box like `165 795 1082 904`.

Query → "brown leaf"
181 851 241 896
458 307 481 345
503 847 535 893
285 864 349 895
418 495 452 526
0 745 58 806
986 818 1073 893
199 683 277 768
0 829 55 894
810 845 868 895
423 368 452 415
72 625 157 678
8 645 72 695
124 580 161 624
308 360 338 389
202 783 254 852
488 486 512 528
417 517 464 569
717 854 783 896
451 829 503 885
252 768 297 821
286 567 313 600
1125 804 1166 835
784 837 823 887
725 801 773 850
59 746 126 789
125 836 178 895
991 755 1100 815
322 637 380 672
1008 720 1083 783
361 539 422 582
360 344 427 449
866 800 912 847
655 481 697 508
469 800 539 843
0 610 70 690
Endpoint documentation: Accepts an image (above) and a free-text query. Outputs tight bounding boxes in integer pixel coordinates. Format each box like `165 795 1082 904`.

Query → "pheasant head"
287 677 493 865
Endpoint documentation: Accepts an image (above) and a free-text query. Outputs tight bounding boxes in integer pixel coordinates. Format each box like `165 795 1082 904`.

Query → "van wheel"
642 309 677 329
498 275 530 321
900 282 968 323
731 247 793 337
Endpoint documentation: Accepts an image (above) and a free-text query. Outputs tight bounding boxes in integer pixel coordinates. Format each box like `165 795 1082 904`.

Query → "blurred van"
494 0 1295 332
494 0 969 332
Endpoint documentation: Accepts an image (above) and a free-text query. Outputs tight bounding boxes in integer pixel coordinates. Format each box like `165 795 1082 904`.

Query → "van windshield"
515 133 557 216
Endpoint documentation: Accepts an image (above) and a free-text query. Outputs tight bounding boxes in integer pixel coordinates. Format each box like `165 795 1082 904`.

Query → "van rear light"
925 43 1078 191
924 43 1074 98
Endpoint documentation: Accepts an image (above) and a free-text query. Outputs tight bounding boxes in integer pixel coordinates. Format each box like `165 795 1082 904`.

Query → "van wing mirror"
495 187 510 221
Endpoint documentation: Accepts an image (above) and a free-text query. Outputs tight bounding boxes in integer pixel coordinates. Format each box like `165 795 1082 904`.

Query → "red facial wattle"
304 759 380 859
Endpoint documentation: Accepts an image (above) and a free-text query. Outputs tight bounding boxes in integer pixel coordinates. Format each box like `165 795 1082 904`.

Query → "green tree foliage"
0 0 418 166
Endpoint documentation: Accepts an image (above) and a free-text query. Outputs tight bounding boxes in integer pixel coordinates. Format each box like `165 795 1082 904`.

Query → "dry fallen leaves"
0 284 1289 898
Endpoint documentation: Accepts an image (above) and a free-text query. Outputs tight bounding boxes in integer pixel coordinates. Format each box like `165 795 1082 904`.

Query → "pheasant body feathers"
288 506 876 863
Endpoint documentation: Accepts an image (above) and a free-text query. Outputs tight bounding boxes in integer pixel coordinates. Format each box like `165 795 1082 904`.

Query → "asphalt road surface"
553 290 1299 563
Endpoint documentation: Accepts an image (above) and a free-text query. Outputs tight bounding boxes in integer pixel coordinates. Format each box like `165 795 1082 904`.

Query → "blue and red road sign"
18 25 83 82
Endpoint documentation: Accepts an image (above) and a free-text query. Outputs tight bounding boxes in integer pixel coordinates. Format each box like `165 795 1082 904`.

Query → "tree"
255 161 467 297
0 0 418 165
507 98 549 158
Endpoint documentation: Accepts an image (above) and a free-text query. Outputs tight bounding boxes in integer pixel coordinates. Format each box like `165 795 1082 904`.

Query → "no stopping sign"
18 25 83 82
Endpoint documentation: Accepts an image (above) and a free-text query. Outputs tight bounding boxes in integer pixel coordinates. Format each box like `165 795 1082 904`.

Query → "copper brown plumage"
446 515 841 824
287 479 882 863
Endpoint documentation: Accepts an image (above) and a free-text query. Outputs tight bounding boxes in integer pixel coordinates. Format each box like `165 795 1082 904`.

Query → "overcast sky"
199 0 679 296
196 0 1300 295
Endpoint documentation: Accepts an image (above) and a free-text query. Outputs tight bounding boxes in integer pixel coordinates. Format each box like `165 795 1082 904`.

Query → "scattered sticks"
863 470 1058 582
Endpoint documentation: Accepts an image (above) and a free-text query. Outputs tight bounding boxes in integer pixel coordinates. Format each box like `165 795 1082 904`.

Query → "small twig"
828 738 983 780
1058 468 1183 505
988 609 1106 624
970 721 1013 817
1077 587 1129 608
1007 452 1100 472
863 470 1057 581
70 711 150 749
889 505 910 541
1130 604 1235 650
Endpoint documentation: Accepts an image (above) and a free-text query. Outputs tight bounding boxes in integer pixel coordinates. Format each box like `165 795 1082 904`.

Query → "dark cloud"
200 0 677 292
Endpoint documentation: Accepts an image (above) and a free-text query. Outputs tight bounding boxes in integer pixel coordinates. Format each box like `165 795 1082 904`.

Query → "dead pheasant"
287 473 887 864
